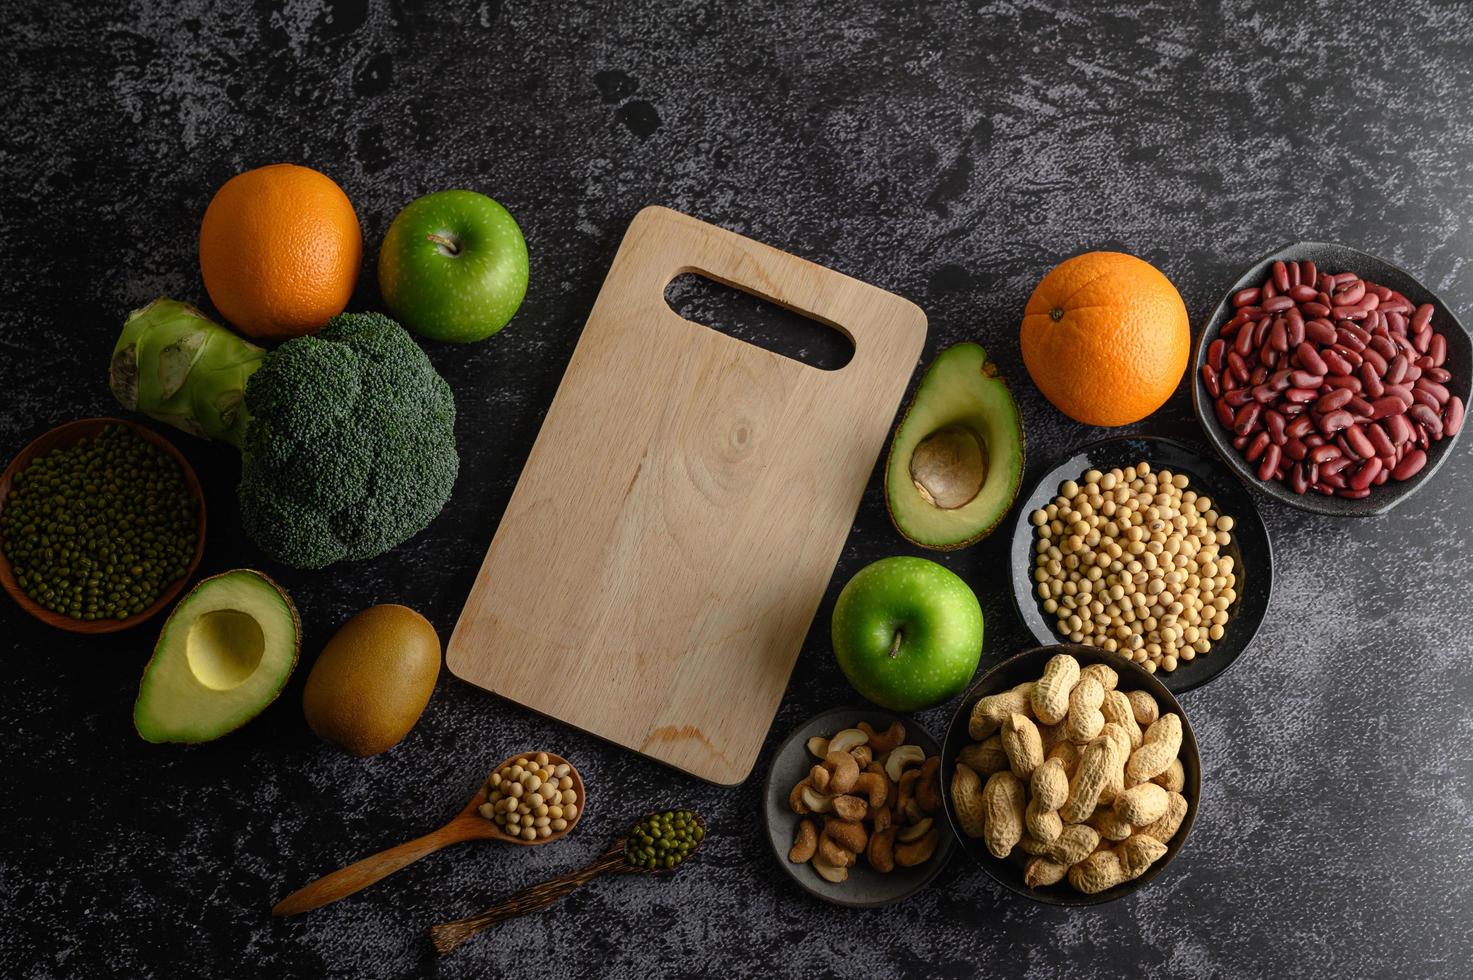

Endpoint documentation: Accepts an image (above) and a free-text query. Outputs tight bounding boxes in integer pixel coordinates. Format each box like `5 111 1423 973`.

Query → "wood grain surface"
448 206 926 783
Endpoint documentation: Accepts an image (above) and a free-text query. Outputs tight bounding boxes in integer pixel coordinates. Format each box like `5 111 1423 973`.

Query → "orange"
198 164 361 339
1019 251 1189 427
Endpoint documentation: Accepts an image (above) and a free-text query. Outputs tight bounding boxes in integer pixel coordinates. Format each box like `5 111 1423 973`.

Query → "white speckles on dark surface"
2 1 1472 977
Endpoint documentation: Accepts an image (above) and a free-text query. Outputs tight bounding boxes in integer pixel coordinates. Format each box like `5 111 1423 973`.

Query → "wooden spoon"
429 810 706 956
271 751 584 918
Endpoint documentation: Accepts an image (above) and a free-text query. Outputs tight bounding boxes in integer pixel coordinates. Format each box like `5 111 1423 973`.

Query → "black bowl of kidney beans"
1192 242 1469 516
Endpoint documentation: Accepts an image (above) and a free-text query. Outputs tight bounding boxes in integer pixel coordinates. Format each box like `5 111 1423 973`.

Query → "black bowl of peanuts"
940 645 1201 906
1008 436 1272 693
1193 241 1470 516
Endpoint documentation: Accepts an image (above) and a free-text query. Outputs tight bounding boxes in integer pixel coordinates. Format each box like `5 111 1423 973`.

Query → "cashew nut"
867 826 897 873
858 720 906 754
897 817 933 843
827 728 869 755
788 818 817 862
817 831 855 868
914 756 941 813
823 816 868 853
800 785 833 813
849 744 873 768
850 771 888 809
884 744 925 783
831 794 868 823
894 828 939 867
806 736 830 759
811 849 849 883
809 764 830 793
789 778 813 815
823 751 860 795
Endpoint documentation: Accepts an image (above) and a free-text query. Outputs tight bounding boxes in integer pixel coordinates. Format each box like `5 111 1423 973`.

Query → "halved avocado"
134 569 300 743
885 343 1025 549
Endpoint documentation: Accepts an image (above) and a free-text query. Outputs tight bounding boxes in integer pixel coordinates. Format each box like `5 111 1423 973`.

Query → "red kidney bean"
1321 349 1354 375
1316 388 1353 413
1430 333 1447 367
1250 365 1269 386
1214 398 1235 430
1413 328 1431 354
1333 280 1366 305
1252 383 1279 404
1360 364 1385 399
1410 303 1434 330
1303 303 1331 320
1290 464 1311 494
1284 386 1318 404
1263 295 1294 313
1366 421 1390 456
1295 343 1328 375
1325 373 1362 393
1361 347 1388 376
1288 284 1317 303
1227 351 1250 383
1385 414 1413 445
1258 344 1278 369
1335 328 1367 353
1256 443 1282 481
1208 338 1227 372
1346 396 1373 419
1284 437 1308 461
1384 384 1414 408
1385 354 1408 385
1201 364 1222 397
1304 433 1326 448
1386 311 1407 333
1266 409 1287 444
1280 401 1307 417
1424 367 1451 384
1412 387 1440 412
1349 457 1382 490
1236 322 1258 356
1300 260 1316 285
1224 388 1255 408
1232 433 1250 451
1334 306 1371 320
1234 402 1263 435
1368 396 1406 420
1232 287 1261 307
1320 456 1353 478
1317 409 1353 435
1344 424 1375 458
1245 431 1271 462
1285 311 1305 347
1409 403 1444 437
1391 449 1428 481
1308 443 1341 464
1286 415 1315 438
1445 397 1465 436
1269 319 1289 353
1272 261 1291 292
1404 363 1422 383
1369 335 1395 361
1286 371 1320 389
1337 487 1371 499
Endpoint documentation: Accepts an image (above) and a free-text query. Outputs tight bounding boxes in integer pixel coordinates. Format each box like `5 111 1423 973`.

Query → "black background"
4 2 1472 978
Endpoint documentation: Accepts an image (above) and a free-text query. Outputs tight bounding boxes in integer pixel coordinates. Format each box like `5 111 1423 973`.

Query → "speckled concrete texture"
3 2 1472 977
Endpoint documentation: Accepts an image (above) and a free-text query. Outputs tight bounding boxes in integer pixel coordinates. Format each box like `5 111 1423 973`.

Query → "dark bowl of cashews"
1192 241 1471 516
940 644 1200 906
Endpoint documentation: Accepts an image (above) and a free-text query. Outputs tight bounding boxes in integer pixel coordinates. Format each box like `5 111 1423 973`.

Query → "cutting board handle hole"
663 272 855 371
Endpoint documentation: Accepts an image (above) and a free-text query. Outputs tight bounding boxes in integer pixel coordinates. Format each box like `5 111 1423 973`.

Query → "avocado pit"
186 608 266 690
909 425 988 510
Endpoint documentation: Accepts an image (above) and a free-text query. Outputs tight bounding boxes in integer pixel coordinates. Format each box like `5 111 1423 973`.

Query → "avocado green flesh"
886 343 1025 549
134 570 299 743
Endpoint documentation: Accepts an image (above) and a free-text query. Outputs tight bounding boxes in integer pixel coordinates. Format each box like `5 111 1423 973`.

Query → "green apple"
831 556 983 711
377 189 528 343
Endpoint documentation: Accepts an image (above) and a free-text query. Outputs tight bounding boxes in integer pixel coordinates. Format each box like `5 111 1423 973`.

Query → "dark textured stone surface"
3 2 1471 977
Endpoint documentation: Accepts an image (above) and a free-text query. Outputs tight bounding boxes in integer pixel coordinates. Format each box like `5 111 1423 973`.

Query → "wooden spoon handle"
273 820 478 917
430 845 628 955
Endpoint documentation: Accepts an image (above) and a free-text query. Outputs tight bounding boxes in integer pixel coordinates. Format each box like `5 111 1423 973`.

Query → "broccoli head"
111 301 459 569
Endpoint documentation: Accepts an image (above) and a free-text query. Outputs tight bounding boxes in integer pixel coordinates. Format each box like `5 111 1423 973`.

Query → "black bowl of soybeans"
1193 242 1471 516
0 418 206 633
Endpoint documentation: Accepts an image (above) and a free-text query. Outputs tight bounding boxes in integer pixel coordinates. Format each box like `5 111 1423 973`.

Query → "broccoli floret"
235 312 459 568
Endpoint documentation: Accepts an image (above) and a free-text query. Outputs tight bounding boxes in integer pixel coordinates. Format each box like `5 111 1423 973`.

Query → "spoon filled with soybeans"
271 751 585 917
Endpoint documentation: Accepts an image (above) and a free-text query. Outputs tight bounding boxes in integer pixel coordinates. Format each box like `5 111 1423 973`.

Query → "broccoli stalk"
110 299 459 569
110 298 265 446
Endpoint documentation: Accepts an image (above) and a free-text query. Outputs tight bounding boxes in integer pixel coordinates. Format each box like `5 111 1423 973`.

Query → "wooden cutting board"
447 206 927 784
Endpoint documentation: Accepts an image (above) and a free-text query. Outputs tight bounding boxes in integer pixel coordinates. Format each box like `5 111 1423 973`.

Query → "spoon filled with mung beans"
429 808 707 955
272 751 585 917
